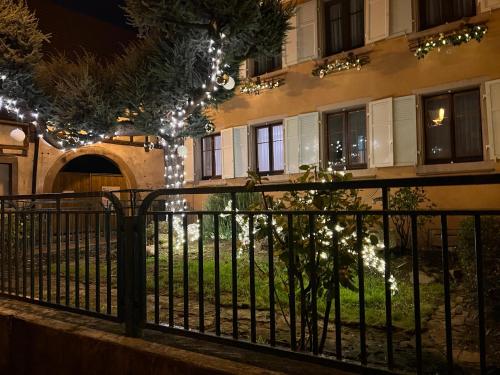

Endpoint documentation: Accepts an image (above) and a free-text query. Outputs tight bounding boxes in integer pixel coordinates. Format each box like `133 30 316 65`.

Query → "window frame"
326 107 368 170
423 88 483 165
255 123 285 175
201 133 222 180
419 0 476 31
324 0 365 56
251 54 283 78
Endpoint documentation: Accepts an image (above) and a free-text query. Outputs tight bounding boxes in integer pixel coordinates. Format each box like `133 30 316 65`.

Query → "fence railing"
1 174 500 374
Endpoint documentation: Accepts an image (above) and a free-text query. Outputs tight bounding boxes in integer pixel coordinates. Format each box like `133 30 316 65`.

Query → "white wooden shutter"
485 79 500 159
239 61 247 80
389 0 413 36
233 126 248 178
285 116 300 174
283 14 298 67
366 0 389 43
393 95 417 166
298 112 320 166
369 98 394 168
480 0 500 12
221 128 234 179
297 0 318 62
184 137 194 182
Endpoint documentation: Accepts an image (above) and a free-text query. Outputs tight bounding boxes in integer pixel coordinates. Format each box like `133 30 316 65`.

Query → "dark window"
424 89 482 164
256 123 284 174
327 108 367 169
420 0 476 30
324 0 364 56
252 54 282 77
0 163 12 195
201 134 222 179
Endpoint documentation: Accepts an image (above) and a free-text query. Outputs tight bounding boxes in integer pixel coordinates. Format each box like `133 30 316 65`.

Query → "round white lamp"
10 128 26 142
223 76 236 90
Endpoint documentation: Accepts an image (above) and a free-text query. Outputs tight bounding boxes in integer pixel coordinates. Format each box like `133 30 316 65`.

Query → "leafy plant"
389 187 434 253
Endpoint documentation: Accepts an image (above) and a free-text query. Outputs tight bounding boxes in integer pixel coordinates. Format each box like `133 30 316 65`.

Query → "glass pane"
272 125 284 171
348 109 366 166
350 0 364 48
327 113 345 167
214 135 222 176
203 150 213 177
202 136 213 151
253 54 282 76
452 0 475 19
0 164 10 195
422 0 444 29
257 127 270 172
425 95 452 162
327 2 343 54
454 90 482 159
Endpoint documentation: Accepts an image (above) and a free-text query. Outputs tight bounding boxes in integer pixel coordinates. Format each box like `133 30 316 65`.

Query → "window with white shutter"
366 0 389 43
480 0 500 12
369 98 394 168
283 14 298 66
221 129 235 179
297 0 318 62
233 126 249 178
485 80 500 160
284 117 300 174
389 0 412 36
184 137 195 182
299 112 320 166
393 95 417 166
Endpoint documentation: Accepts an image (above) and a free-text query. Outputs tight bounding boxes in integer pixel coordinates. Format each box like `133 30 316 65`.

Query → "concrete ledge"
0 303 281 375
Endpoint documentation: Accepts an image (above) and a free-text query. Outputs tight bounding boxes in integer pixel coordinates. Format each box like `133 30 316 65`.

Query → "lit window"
256 123 284 174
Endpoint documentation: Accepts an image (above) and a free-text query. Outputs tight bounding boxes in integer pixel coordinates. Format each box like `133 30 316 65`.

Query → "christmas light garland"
414 24 487 59
312 53 369 79
239 76 284 95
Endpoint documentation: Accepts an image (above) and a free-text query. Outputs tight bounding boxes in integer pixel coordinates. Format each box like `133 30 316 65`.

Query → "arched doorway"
53 154 127 193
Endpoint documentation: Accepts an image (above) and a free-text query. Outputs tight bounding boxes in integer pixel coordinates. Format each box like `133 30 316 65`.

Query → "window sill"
248 68 287 82
407 13 490 50
316 45 374 65
347 168 377 179
196 179 228 187
416 160 495 176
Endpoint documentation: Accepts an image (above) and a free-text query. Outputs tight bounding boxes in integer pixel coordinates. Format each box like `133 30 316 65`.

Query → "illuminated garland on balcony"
414 24 487 59
312 53 369 79
240 76 285 95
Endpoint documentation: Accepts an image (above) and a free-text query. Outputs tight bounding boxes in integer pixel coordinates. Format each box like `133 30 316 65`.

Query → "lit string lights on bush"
240 76 284 95
414 24 487 59
312 53 369 79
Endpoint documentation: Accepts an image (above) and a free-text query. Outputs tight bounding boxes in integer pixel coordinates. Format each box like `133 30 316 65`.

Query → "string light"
312 53 369 79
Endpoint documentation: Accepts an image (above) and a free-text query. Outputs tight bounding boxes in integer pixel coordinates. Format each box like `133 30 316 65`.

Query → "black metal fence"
1 174 499 374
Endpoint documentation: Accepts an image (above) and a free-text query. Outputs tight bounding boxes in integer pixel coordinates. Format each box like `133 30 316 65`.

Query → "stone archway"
43 146 138 193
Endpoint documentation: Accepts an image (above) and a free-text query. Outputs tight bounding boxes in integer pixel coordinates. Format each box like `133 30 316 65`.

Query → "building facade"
183 0 500 210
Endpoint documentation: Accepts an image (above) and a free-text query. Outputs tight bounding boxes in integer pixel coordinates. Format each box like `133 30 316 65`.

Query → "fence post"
123 215 146 337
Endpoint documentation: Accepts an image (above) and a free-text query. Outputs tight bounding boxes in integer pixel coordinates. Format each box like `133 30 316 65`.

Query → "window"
201 134 222 179
420 0 476 30
424 89 482 164
326 108 367 169
252 54 282 77
0 163 11 195
324 0 364 56
256 123 284 174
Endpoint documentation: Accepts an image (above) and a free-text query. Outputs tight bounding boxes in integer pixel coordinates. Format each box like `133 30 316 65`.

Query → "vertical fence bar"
382 187 393 368
7 213 11 294
65 213 70 306
105 211 111 315
22 212 27 297
74 214 80 308
440 214 453 372
213 214 221 336
198 213 204 333
46 212 52 302
154 214 160 324
85 213 90 310
14 212 19 295
309 214 318 355
0 201 4 293
182 214 189 330
38 213 43 301
268 213 276 347
167 212 174 327
56 199 61 304
411 214 422 374
230 193 238 339
332 214 342 360
474 215 486 374
30 213 35 300
248 214 256 343
287 214 296 351
356 214 367 365
95 213 100 313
